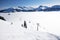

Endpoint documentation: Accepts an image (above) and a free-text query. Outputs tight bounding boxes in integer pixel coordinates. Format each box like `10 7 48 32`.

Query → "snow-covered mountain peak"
0 5 60 13
18 6 34 10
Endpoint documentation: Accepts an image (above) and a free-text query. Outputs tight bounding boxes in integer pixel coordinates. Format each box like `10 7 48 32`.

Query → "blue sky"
0 0 60 10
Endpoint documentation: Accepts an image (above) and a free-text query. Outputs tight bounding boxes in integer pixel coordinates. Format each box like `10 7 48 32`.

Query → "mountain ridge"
0 5 60 13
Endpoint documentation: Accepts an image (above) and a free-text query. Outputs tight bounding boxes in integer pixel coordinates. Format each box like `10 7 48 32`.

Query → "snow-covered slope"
0 12 60 36
0 19 60 40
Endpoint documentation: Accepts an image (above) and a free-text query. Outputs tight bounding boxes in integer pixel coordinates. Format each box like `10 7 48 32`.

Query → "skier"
24 21 27 28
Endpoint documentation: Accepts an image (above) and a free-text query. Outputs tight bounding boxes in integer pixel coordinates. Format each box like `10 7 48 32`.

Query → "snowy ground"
0 12 60 40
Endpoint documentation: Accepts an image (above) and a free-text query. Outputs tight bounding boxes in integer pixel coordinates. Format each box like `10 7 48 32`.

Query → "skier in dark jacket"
24 21 27 28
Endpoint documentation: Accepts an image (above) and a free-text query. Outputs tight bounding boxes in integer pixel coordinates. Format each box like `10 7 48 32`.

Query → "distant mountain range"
0 5 60 13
